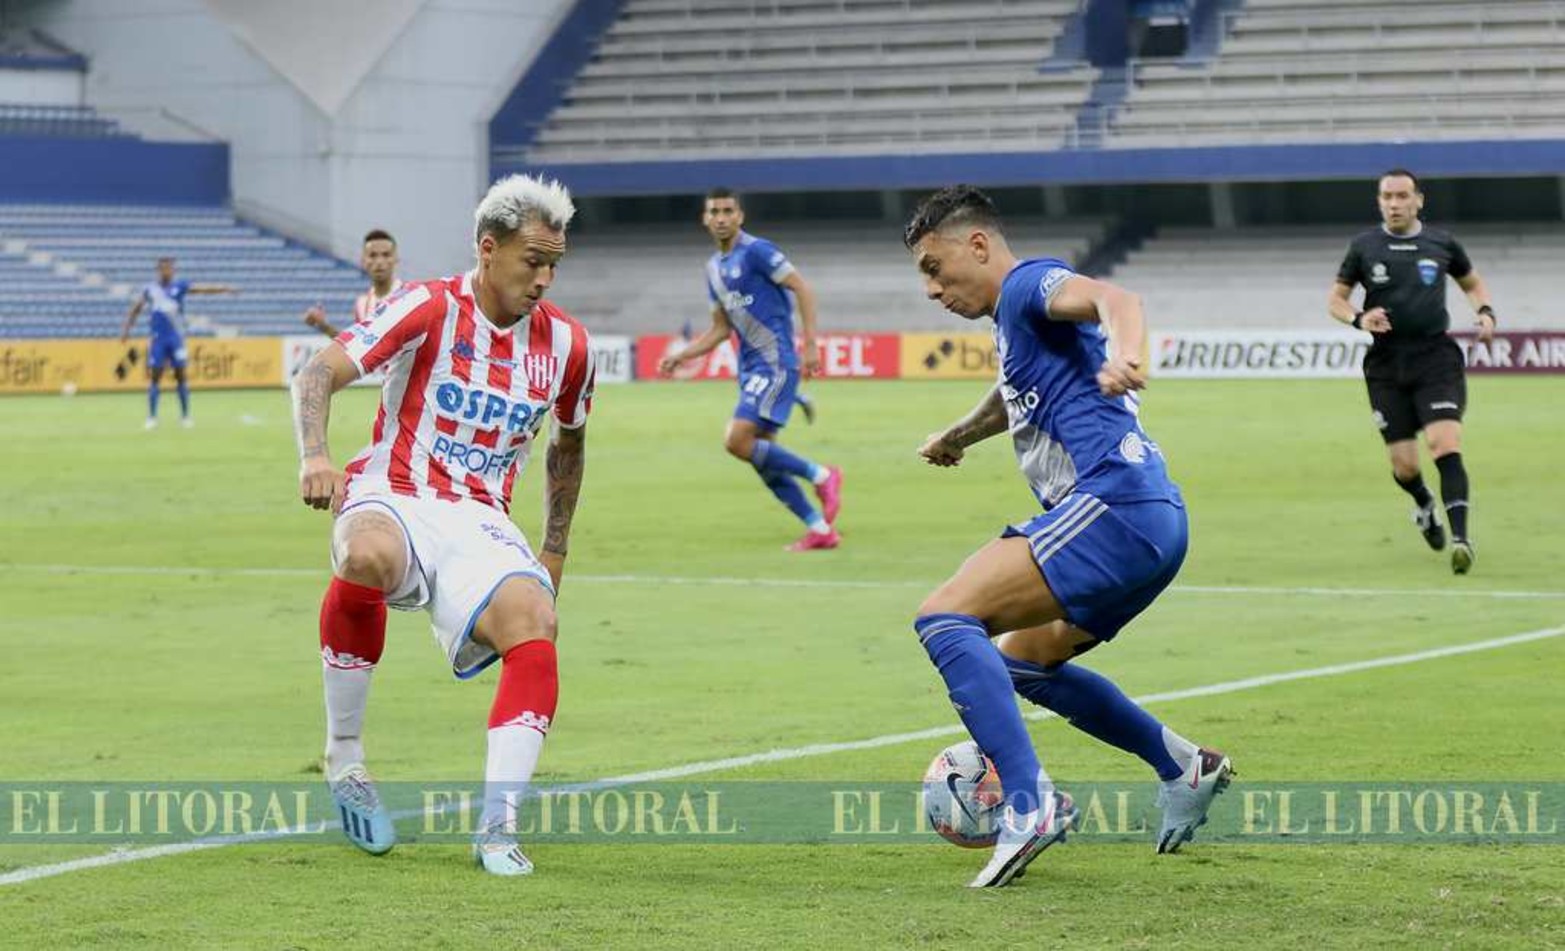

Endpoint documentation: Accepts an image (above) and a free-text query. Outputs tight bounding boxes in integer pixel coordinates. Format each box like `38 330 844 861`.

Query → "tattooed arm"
538 422 587 591
917 385 1007 468
291 344 361 512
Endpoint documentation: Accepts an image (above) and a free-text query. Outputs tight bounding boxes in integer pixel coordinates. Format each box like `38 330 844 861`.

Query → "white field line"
4 563 1565 600
1 623 1561 888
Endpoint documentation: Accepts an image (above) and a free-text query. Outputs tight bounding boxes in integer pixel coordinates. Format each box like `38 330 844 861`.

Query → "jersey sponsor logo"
1119 431 1148 464
1387 243 1419 251
430 432 521 478
433 380 545 435
720 290 756 312
1370 262 1390 285
1417 258 1440 286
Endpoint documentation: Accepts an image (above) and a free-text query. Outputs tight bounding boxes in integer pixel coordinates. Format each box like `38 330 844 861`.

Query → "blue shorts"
147 335 188 370
1002 493 1188 641
733 366 798 430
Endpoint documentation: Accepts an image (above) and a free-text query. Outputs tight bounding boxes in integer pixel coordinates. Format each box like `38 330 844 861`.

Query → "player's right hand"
918 431 964 467
299 456 345 513
656 354 684 377
1359 307 1391 333
303 305 326 329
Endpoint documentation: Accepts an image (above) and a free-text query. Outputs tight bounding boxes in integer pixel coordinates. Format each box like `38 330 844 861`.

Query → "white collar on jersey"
1381 221 1423 239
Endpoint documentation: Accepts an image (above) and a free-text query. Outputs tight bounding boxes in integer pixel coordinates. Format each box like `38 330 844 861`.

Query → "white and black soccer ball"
921 740 1003 848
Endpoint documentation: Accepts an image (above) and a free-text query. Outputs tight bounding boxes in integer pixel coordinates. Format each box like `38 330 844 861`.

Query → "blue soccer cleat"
328 763 396 855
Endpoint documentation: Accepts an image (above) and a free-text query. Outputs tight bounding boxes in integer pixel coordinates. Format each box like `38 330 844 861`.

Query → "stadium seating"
1108 1 1565 147
1113 222 1565 329
0 104 123 138
548 217 1110 333
0 204 367 338
518 0 1095 162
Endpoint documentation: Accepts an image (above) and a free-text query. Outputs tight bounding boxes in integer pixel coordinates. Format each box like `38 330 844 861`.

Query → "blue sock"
916 613 1044 813
750 439 823 482
176 378 190 417
1005 656 1184 781
148 381 160 417
757 469 821 528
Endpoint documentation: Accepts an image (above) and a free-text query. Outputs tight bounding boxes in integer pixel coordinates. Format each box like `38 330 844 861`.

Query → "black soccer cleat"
1413 503 1447 551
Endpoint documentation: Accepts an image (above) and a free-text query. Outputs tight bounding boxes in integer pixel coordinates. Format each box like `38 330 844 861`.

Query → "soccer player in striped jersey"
905 186 1231 887
658 188 843 551
291 175 594 876
303 229 404 337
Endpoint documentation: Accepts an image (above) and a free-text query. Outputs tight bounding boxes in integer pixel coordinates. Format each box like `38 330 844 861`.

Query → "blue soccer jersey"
705 231 799 373
141 279 190 341
993 258 1181 510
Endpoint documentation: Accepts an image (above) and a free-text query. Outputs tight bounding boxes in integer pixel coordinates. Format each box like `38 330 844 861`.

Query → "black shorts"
1362 337 1467 443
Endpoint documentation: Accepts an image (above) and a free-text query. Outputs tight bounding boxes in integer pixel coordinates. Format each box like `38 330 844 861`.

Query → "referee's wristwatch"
1351 311 1365 330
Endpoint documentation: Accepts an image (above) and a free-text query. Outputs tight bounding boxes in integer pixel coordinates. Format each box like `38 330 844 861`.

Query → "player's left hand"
1475 312 1496 344
802 342 821 378
1097 354 1147 396
539 551 565 592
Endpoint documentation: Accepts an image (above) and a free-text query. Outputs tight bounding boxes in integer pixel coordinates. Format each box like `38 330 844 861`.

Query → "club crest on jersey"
1417 258 1440 286
523 354 558 393
452 338 476 360
434 381 543 435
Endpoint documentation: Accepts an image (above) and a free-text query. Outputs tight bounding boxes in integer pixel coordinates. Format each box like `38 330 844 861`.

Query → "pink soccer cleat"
815 466 843 525
785 528 840 552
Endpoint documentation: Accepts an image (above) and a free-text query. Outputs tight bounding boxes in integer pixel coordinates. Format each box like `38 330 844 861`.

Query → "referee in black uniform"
1328 169 1497 574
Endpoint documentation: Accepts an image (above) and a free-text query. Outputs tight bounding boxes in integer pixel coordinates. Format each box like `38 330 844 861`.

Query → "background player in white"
118 256 237 428
290 175 594 876
303 229 403 336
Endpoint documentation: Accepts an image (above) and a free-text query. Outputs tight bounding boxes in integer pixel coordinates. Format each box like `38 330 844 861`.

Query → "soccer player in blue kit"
659 188 843 551
119 256 237 428
905 186 1232 887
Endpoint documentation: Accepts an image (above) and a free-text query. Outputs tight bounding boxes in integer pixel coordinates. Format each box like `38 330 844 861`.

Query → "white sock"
322 665 373 777
808 517 831 534
1161 726 1199 777
480 725 546 834
809 465 830 485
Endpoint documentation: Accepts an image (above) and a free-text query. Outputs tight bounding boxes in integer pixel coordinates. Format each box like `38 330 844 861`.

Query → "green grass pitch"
0 377 1561 949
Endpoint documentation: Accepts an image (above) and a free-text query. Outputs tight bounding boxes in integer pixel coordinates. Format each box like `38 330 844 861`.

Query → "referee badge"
1417 258 1439 285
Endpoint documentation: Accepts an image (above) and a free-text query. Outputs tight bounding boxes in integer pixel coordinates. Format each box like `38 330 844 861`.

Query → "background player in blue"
118 256 237 429
658 187 844 551
904 185 1232 887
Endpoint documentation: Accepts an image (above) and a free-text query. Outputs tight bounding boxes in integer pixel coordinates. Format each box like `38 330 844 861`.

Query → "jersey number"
742 374 771 396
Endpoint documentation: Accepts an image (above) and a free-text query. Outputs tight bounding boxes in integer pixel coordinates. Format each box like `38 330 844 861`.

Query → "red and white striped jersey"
335 271 594 514
352 279 404 324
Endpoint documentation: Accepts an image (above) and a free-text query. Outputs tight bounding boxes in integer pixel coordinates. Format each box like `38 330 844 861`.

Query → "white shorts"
335 492 554 679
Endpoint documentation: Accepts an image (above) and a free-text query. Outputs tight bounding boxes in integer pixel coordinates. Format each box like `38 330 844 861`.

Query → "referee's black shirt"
1336 224 1473 347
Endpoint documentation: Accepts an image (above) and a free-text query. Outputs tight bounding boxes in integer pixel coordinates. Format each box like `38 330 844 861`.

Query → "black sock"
1393 471 1435 509
1435 453 1470 541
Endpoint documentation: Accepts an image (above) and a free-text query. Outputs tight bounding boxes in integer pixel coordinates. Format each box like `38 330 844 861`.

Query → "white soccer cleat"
968 789 1076 888
328 763 397 855
143 417 158 430
1156 748 1234 854
473 831 535 876
180 416 194 429
1451 539 1475 575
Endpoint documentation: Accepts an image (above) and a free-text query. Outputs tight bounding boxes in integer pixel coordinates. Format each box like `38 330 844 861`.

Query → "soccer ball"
921 740 1003 848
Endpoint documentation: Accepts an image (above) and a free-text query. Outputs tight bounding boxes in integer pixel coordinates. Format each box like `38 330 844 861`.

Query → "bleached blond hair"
474 174 575 243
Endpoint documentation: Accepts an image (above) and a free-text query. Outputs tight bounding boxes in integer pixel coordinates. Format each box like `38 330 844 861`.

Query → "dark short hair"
362 229 396 246
1379 168 1421 192
156 256 174 265
705 186 741 207
904 185 1003 248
